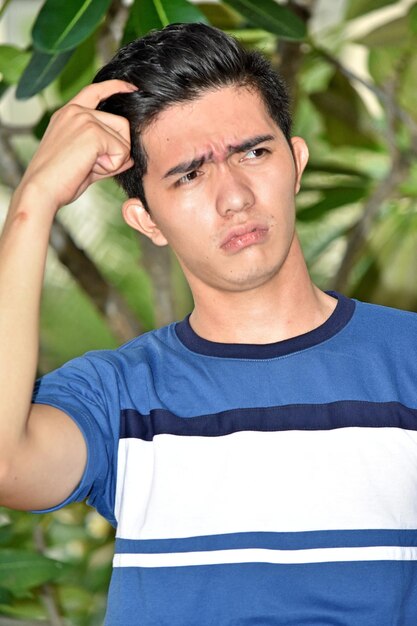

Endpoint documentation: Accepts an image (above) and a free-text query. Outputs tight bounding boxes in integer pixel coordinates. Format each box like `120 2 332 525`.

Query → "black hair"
93 22 292 209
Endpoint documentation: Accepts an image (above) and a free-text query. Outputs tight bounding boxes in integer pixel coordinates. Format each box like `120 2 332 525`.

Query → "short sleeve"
32 354 119 525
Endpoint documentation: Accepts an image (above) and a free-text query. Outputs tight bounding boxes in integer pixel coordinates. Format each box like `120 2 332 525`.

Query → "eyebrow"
162 134 276 180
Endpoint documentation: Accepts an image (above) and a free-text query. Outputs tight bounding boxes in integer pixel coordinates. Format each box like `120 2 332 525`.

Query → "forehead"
141 86 280 171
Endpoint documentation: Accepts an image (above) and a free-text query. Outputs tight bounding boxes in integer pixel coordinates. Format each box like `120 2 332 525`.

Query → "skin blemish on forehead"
162 133 276 180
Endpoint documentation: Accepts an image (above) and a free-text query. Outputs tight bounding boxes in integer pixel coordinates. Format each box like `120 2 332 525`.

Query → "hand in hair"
17 80 137 214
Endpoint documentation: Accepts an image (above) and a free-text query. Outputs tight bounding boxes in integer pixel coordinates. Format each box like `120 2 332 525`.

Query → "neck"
188 239 337 345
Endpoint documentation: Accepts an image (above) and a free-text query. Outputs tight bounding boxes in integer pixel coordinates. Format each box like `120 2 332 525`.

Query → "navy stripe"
115 530 417 555
175 291 355 358
119 401 417 441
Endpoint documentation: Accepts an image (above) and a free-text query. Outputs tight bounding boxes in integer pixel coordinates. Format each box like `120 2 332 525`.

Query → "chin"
218 266 283 293
184 256 285 294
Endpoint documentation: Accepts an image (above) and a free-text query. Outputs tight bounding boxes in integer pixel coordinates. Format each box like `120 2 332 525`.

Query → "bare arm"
0 80 136 510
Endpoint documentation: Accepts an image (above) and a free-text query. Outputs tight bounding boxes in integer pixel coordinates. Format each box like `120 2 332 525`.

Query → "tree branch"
0 0 13 20
140 236 176 327
0 124 142 343
97 0 131 63
49 221 143 341
331 156 409 292
0 122 34 136
314 46 417 148
332 74 411 292
0 617 52 626
276 1 316 105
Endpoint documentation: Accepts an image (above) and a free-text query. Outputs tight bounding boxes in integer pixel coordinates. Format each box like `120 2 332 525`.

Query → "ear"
122 198 168 247
290 137 309 194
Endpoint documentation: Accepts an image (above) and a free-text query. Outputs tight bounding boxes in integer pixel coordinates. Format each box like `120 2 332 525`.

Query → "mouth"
220 223 269 253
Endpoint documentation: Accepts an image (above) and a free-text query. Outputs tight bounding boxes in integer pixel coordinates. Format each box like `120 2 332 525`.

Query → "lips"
220 223 269 253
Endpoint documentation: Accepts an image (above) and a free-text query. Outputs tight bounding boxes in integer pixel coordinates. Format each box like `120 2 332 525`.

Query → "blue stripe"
119 401 417 441
105 560 417 625
115 529 417 555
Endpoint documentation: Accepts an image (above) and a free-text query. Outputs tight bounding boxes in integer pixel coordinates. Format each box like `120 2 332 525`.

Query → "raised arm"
0 80 136 510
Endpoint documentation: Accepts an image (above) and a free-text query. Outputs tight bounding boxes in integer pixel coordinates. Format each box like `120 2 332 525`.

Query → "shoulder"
117 322 179 353
34 322 182 400
71 321 181 369
348 298 417 353
354 298 417 330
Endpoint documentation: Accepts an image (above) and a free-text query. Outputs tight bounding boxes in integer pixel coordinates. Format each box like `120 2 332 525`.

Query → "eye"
175 170 201 187
244 147 269 160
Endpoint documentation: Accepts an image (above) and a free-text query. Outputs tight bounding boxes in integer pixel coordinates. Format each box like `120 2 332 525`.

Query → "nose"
215 165 255 217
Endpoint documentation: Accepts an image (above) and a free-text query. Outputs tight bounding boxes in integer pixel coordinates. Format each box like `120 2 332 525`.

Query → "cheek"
156 210 211 255
144 185 209 241
162 189 216 233
257 167 296 210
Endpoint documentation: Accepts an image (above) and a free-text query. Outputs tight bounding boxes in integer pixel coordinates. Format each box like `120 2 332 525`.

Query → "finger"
88 117 134 173
88 116 133 162
89 109 132 144
93 153 133 175
45 108 132 152
91 156 134 180
69 80 137 109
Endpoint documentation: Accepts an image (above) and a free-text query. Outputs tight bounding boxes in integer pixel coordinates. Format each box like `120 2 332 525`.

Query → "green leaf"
368 45 405 86
398 53 417 122
0 522 13 546
410 3 417 35
58 34 96 101
0 599 46 619
198 2 243 30
305 223 351 265
310 70 377 148
225 28 274 48
357 16 410 48
0 45 30 84
16 48 74 99
0 550 65 592
297 186 367 222
345 0 398 20
306 162 371 180
298 56 334 94
124 0 208 40
0 587 12 604
0 82 9 100
32 0 112 53
223 0 306 40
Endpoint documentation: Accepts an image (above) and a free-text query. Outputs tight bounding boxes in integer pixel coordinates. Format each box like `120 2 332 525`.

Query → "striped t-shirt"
33 292 417 625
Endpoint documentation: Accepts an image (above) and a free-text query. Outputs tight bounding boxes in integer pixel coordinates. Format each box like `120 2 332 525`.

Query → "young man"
1 22 417 625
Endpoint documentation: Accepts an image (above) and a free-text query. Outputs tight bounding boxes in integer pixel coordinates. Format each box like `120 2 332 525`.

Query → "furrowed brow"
162 134 275 180
228 134 276 156
163 155 208 179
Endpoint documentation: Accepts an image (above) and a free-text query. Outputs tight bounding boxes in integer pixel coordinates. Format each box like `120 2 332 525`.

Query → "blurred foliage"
0 506 113 625
1 0 417 623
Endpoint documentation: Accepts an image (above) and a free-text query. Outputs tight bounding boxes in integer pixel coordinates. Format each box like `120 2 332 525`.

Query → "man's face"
124 85 308 295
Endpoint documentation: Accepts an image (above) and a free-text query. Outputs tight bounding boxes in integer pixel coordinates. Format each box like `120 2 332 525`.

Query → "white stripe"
115 428 417 539
113 546 417 568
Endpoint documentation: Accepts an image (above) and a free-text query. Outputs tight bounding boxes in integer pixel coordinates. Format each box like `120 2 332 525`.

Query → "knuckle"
58 103 81 120
49 109 60 122
68 103 83 116
83 116 100 133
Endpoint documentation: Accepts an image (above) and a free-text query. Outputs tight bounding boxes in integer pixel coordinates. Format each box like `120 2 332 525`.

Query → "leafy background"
0 0 417 623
